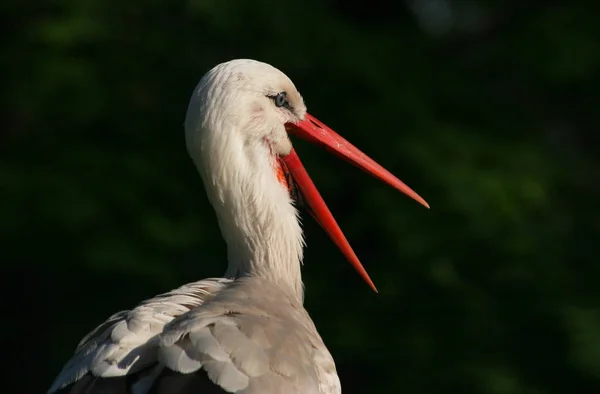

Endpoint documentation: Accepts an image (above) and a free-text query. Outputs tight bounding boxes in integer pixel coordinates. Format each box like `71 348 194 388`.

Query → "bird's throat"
204 140 306 301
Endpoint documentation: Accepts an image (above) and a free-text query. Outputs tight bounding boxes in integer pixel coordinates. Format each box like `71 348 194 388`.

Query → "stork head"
185 59 428 292
185 60 304 159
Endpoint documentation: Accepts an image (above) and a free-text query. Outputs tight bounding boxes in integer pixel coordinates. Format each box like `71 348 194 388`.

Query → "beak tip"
366 279 378 293
413 195 430 209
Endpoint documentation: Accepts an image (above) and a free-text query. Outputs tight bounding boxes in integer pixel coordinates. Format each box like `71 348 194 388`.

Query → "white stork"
48 59 429 394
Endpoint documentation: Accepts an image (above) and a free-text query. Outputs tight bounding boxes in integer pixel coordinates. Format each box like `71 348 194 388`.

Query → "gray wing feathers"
49 276 340 394
48 278 230 393
157 278 333 393
159 316 276 392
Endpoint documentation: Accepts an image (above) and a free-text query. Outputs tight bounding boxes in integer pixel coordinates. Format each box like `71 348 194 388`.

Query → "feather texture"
48 278 230 393
49 277 340 394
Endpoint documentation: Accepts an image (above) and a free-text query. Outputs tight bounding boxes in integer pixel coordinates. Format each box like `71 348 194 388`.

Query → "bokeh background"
2 1 599 393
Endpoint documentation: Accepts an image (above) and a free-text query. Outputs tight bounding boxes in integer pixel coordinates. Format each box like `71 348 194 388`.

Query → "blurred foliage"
2 1 599 393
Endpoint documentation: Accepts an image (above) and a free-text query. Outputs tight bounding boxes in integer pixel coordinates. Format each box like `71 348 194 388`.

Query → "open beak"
282 113 429 292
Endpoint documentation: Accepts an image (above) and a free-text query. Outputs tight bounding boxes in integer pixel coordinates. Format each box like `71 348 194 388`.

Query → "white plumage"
49 279 230 391
49 59 427 394
50 276 340 393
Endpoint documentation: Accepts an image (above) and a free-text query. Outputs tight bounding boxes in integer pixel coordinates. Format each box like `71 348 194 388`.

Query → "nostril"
309 119 322 129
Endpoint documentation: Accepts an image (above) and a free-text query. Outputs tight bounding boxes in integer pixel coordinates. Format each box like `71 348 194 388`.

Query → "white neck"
186 108 305 301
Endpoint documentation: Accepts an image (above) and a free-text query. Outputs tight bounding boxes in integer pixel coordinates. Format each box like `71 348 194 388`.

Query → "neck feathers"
187 114 305 301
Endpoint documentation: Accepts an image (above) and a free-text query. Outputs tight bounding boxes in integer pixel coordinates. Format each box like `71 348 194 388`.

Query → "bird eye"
274 92 288 108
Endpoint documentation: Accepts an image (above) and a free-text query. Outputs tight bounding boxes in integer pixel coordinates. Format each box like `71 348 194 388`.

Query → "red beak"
282 113 429 293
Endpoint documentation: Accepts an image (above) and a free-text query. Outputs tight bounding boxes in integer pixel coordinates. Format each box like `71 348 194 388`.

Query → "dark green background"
3 1 599 393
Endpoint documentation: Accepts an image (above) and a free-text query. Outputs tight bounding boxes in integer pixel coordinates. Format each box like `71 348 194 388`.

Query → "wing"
48 278 231 394
49 277 341 394
155 277 341 394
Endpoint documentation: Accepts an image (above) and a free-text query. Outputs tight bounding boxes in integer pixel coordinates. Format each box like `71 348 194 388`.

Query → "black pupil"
275 92 287 107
